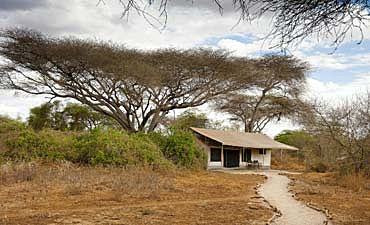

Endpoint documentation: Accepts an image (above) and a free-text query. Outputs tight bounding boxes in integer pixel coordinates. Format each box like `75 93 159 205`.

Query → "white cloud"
306 73 370 103
289 50 370 72
304 54 355 70
216 38 269 57
0 90 48 119
263 74 370 137
0 0 275 50
1 0 370 138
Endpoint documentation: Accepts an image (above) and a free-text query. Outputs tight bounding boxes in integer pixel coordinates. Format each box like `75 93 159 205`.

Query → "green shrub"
2 127 71 161
70 129 171 167
0 116 27 134
0 118 205 169
148 129 207 169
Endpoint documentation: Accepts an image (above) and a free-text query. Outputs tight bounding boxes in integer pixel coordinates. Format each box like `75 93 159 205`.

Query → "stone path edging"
287 177 333 224
220 170 331 225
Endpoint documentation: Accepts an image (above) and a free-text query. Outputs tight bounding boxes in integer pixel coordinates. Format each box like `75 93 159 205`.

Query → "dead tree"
102 0 370 48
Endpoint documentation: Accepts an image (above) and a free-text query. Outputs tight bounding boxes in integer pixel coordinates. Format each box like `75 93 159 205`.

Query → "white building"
190 127 298 169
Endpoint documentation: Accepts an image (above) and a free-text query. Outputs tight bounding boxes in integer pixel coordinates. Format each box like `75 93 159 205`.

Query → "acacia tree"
168 110 210 131
301 95 370 175
28 101 66 131
214 55 308 132
63 103 119 130
27 101 116 131
0 28 253 132
105 0 370 48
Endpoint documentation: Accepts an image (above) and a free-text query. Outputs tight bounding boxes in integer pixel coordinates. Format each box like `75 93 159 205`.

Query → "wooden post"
297 149 299 161
280 149 283 161
242 147 244 166
221 144 224 167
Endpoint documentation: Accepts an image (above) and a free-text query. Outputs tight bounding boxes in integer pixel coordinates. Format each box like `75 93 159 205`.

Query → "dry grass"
0 162 37 183
0 162 175 199
271 152 305 172
289 172 370 225
0 162 272 224
334 173 370 192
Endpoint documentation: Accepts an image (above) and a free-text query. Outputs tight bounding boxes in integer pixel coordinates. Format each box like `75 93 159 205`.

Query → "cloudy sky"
1 0 370 137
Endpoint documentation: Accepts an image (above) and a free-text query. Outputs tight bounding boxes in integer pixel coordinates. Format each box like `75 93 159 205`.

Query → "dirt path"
225 170 330 225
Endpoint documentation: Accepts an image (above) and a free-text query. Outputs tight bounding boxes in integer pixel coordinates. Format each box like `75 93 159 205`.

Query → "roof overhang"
190 127 299 151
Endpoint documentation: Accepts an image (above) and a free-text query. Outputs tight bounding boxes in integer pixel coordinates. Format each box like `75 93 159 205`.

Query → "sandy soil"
289 172 370 225
226 170 329 225
0 165 273 225
260 171 328 225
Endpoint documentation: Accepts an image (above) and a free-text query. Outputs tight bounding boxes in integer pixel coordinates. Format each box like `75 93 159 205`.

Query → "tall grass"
334 173 370 192
0 161 175 198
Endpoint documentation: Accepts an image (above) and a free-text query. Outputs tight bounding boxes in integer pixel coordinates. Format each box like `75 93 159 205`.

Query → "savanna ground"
0 162 272 225
288 172 370 225
271 152 370 225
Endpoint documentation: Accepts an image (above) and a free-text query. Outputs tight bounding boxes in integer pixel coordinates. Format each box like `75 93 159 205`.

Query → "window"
242 149 252 162
259 149 267 155
210 148 221 161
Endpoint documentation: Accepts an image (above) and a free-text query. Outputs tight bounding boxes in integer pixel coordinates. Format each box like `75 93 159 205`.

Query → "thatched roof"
190 127 298 150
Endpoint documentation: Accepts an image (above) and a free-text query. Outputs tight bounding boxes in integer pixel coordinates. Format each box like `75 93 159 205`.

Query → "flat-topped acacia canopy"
0 28 257 132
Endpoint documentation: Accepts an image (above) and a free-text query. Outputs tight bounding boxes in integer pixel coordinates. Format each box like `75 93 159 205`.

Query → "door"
246 149 252 162
223 150 240 168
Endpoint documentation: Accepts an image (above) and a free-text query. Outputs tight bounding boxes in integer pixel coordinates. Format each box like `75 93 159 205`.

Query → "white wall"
251 149 271 167
204 145 272 169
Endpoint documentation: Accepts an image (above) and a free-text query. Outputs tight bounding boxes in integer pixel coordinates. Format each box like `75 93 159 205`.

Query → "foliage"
28 101 118 131
147 129 207 169
215 55 309 132
0 118 170 167
63 103 119 130
72 129 169 167
274 130 314 159
28 102 53 131
287 94 370 176
0 117 205 169
169 110 209 130
0 28 251 132
0 116 26 134
1 125 74 161
28 101 66 131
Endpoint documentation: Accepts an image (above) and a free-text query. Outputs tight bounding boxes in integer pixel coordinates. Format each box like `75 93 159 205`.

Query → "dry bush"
0 162 175 199
63 170 84 196
112 168 157 192
297 172 370 193
271 151 305 172
0 162 37 184
334 173 370 192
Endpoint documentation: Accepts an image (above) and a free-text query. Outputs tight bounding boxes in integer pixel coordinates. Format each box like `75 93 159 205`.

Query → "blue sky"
200 33 370 84
0 0 369 136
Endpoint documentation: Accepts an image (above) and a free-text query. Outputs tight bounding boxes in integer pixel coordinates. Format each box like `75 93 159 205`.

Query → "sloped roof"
190 127 298 150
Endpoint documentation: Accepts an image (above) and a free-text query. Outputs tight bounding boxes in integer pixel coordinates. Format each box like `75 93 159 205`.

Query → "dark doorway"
223 150 240 168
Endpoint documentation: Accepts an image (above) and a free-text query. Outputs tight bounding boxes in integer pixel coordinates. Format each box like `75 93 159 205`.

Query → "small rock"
248 205 259 210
